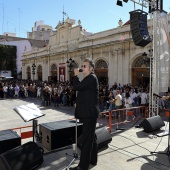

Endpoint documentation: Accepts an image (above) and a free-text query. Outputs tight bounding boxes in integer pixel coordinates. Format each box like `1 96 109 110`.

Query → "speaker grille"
130 9 151 47
139 115 165 133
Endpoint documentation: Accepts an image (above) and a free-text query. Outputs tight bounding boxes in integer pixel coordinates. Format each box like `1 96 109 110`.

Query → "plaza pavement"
0 97 170 170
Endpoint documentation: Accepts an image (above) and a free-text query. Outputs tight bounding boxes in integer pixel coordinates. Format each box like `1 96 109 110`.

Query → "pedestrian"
70 58 99 170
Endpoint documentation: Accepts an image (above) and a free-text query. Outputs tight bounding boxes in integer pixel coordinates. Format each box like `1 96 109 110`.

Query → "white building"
27 20 55 41
22 15 170 87
0 35 47 78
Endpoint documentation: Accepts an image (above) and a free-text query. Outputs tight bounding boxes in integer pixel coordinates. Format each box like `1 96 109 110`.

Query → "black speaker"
0 130 21 154
0 142 44 170
139 115 165 133
129 9 151 47
95 126 112 150
39 120 83 150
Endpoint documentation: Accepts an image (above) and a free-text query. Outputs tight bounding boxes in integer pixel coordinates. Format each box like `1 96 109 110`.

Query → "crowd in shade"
0 79 169 120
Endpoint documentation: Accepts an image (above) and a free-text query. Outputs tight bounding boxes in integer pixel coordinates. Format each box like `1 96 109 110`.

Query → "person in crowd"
71 58 99 170
3 83 8 98
24 84 29 98
124 92 133 121
67 87 75 106
108 91 116 112
14 84 19 98
44 86 51 106
53 88 60 107
100 87 109 111
130 88 137 118
37 86 42 98
114 90 123 109
20 85 25 98
140 89 147 106
9 84 14 98
57 85 63 105
61 86 68 106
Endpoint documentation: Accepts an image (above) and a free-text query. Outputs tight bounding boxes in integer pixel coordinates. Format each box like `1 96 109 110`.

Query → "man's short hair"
84 58 95 69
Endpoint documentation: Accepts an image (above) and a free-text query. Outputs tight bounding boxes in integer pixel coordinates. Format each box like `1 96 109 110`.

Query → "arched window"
50 64 57 81
95 60 108 69
37 65 42 81
133 57 150 68
27 66 31 80
95 59 108 85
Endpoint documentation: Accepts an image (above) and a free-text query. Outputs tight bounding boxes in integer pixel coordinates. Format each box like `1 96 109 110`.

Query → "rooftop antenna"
2 3 4 35
18 8 21 37
62 6 68 24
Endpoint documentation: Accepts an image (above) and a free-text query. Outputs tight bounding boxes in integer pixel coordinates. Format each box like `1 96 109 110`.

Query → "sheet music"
14 103 45 122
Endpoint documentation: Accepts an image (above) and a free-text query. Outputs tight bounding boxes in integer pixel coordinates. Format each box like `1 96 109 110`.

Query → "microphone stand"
65 119 80 170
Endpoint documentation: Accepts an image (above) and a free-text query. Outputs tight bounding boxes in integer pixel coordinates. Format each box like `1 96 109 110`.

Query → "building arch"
37 65 42 81
132 55 150 87
26 66 31 80
94 59 108 85
50 63 57 81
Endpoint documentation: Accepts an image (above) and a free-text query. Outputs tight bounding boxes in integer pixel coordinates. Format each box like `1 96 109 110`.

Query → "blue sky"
0 0 170 38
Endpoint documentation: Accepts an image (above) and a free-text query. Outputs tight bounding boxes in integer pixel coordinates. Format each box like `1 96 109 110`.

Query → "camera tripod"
65 119 80 170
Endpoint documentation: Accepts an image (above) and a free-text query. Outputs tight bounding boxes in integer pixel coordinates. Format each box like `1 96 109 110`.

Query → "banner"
157 12 170 92
59 63 66 82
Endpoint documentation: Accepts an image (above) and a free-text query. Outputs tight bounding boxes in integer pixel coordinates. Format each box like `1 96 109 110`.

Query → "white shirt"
140 92 147 105
130 92 137 103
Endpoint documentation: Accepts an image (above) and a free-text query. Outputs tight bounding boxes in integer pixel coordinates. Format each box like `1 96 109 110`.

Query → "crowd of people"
0 80 77 107
1 58 170 170
0 79 169 117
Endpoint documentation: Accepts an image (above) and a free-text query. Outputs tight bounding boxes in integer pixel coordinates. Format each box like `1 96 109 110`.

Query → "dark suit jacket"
73 72 99 119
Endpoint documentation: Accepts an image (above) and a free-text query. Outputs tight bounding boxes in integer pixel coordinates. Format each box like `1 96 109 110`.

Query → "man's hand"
74 68 79 76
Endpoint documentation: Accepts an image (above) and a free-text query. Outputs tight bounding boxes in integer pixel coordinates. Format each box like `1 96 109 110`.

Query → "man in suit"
70 58 99 170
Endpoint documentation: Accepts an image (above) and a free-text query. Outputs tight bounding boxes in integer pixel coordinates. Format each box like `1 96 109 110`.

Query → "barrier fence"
1 106 148 143
98 106 147 132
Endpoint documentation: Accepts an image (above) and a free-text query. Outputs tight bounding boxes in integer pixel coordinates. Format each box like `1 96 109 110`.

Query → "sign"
59 64 66 82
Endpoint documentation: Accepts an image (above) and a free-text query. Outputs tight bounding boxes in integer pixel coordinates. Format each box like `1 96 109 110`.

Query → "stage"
0 98 169 170
38 123 170 170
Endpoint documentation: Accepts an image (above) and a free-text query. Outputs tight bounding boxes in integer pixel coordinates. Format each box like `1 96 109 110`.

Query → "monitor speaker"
95 126 112 150
139 115 165 133
0 130 21 154
0 142 44 170
129 9 151 47
39 120 83 150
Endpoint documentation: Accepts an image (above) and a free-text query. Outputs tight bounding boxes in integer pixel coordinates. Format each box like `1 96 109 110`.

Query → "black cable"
110 134 151 152
152 120 169 153
109 134 170 168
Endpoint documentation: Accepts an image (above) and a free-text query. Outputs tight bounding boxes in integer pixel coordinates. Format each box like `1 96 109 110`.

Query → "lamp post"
14 68 17 79
66 58 75 81
32 63 36 81
142 52 148 64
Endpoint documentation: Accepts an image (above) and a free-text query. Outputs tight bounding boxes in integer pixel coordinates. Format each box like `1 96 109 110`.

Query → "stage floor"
0 98 170 170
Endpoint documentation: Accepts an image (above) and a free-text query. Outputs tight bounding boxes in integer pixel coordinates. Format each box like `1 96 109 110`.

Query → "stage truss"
130 0 169 117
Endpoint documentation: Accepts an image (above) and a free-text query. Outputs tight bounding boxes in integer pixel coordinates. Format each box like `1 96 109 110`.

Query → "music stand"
65 119 80 170
13 103 45 142
150 109 170 157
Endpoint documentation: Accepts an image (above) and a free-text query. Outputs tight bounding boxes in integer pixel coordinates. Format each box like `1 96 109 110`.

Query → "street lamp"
66 58 75 81
142 52 148 64
14 68 17 79
32 63 36 81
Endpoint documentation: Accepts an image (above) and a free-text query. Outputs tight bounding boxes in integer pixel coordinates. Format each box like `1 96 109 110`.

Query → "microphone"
79 68 83 72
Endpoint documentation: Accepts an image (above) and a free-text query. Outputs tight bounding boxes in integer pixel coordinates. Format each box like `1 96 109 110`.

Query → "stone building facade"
22 15 170 87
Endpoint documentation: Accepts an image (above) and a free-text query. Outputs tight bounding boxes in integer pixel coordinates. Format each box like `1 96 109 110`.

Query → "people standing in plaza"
70 58 99 170
114 90 123 109
124 92 132 121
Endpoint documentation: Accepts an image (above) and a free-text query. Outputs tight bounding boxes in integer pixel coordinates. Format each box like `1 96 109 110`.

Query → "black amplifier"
39 120 82 150
0 129 21 154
